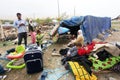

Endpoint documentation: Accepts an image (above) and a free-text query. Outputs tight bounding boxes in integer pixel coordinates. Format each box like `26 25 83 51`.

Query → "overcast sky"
0 0 120 20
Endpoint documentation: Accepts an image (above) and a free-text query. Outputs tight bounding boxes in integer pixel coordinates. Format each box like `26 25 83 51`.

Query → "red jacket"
77 41 106 56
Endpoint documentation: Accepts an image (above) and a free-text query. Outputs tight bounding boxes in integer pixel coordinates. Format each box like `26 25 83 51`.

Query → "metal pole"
33 13 35 20
74 6 76 16
57 0 60 18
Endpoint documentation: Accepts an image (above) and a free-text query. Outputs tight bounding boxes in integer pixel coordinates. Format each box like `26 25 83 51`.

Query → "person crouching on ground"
68 30 84 47
36 30 44 48
60 30 85 57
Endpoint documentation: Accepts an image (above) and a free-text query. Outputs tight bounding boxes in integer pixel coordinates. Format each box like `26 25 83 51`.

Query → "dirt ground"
0 24 120 80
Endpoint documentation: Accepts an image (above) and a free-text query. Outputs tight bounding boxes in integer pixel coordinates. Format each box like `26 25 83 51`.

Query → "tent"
59 15 111 43
60 16 84 37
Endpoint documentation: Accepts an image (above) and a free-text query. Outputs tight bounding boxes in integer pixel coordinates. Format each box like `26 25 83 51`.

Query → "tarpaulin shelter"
59 15 111 43
60 16 84 37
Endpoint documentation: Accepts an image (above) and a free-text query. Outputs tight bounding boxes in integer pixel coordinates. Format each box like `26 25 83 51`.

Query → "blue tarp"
82 16 111 42
59 15 111 43
0 65 5 74
59 16 84 36
60 16 85 27
58 27 70 35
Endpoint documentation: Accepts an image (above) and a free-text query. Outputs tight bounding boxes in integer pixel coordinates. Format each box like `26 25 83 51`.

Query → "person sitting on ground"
68 30 84 47
60 43 93 75
60 38 103 57
67 41 95 57
36 30 44 48
60 30 84 57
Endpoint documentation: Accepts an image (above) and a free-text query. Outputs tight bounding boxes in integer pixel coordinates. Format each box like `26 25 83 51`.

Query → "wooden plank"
50 25 59 37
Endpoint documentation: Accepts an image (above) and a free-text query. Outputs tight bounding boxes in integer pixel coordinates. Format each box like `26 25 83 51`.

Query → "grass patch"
111 26 120 29
0 41 13 47
112 20 120 24
111 20 120 29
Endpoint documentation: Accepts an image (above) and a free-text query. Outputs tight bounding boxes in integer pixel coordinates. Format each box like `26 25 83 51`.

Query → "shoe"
116 42 120 49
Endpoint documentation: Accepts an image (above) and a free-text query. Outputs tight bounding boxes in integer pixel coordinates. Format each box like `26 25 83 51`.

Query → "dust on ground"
1 25 120 80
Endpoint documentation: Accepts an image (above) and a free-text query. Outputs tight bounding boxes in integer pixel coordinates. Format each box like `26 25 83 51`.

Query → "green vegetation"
35 17 52 25
56 12 69 21
111 20 120 29
0 20 13 24
34 12 69 25
112 21 120 24
0 12 69 26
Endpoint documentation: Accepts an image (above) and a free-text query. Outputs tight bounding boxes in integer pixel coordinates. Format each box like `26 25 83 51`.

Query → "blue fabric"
60 16 84 27
82 16 111 43
40 72 47 80
58 27 70 35
39 68 69 80
59 15 111 43
0 51 11 61
0 65 5 74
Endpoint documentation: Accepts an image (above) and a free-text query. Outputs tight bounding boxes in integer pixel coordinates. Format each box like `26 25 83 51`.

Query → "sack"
68 61 97 80
24 45 43 74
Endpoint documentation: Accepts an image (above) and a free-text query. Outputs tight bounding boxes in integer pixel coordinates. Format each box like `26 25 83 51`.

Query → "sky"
0 0 120 20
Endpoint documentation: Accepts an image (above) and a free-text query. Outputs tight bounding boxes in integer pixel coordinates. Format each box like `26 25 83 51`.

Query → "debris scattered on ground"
52 49 60 56
0 75 7 80
109 77 117 80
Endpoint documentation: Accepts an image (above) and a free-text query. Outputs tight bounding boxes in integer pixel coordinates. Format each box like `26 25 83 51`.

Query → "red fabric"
30 32 36 44
77 41 106 56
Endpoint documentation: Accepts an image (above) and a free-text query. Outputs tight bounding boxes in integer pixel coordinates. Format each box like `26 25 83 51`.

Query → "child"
30 31 36 44
36 30 44 48
28 19 36 44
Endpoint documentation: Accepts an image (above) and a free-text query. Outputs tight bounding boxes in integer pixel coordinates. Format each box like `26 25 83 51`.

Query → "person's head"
16 13 21 20
74 42 82 49
29 19 32 23
37 30 41 34
77 30 82 35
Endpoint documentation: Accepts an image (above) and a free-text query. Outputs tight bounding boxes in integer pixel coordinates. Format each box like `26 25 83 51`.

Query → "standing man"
14 13 27 47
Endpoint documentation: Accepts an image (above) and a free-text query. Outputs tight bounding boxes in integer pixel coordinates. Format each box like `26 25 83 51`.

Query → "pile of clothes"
59 41 120 80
